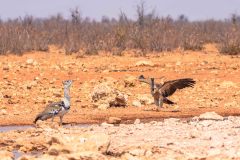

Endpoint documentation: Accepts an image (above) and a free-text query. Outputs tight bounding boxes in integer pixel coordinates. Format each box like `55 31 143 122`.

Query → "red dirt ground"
0 45 239 125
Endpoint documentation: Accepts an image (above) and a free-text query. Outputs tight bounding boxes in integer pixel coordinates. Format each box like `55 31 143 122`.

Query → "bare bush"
0 4 240 55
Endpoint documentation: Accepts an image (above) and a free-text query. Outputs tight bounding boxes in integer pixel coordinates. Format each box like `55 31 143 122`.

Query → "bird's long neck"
63 87 71 105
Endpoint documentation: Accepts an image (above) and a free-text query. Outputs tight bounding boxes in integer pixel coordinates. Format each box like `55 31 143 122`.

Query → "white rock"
26 58 34 65
108 117 121 124
164 118 180 124
132 100 142 107
199 112 224 121
124 75 136 87
145 150 153 157
137 94 153 105
101 122 114 127
149 121 158 125
91 83 128 107
97 103 109 110
134 119 141 124
135 60 154 67
129 149 145 156
198 120 214 127
91 83 112 100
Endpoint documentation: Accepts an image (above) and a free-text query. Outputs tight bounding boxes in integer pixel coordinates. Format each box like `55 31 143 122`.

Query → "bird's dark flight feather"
160 78 196 97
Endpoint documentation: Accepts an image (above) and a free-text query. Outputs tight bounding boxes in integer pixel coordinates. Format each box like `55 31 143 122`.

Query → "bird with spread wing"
138 75 195 111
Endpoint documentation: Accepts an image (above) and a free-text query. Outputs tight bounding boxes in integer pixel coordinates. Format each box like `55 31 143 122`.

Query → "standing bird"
34 80 73 125
139 75 195 111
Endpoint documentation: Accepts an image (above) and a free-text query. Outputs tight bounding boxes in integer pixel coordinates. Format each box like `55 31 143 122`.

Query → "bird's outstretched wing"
159 78 196 97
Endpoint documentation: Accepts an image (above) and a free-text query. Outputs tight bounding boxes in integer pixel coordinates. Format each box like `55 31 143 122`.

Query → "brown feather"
159 78 196 97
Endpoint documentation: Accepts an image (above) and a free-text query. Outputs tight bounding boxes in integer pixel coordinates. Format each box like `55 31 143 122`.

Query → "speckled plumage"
34 80 72 124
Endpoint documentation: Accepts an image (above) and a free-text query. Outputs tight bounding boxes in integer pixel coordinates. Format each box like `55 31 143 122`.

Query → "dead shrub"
0 4 240 56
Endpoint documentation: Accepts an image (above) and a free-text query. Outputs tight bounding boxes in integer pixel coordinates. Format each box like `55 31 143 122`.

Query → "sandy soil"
0 45 240 125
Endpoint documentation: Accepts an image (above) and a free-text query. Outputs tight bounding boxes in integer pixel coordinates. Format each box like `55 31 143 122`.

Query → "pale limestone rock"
199 112 224 121
101 122 114 127
26 59 35 65
91 83 113 101
134 119 141 124
124 75 137 87
164 118 180 124
109 91 128 107
108 117 121 124
135 60 154 67
0 150 13 160
137 94 153 105
91 82 128 108
128 149 146 156
198 120 214 127
97 103 109 110
132 100 142 107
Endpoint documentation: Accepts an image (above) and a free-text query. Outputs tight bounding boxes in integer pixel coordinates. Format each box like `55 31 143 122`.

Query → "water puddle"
12 150 42 159
63 123 90 129
0 124 90 133
0 125 33 132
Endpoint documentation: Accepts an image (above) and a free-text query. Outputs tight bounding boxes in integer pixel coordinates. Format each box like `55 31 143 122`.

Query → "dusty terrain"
0 45 239 125
1 45 240 159
1 113 240 159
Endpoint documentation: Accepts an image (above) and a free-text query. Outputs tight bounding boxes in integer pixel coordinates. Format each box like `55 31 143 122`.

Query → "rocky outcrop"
135 60 155 67
107 117 121 124
124 75 137 87
136 94 153 105
91 82 128 109
198 112 224 121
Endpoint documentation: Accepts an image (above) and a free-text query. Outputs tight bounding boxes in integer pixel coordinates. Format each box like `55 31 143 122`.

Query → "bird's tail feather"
34 114 42 123
34 113 52 123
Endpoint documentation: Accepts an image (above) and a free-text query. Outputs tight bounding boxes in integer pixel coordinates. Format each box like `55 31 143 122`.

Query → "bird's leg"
156 98 163 112
51 116 54 122
59 116 63 125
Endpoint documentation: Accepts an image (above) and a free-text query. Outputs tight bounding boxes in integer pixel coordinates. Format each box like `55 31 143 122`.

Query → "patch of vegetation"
0 4 240 55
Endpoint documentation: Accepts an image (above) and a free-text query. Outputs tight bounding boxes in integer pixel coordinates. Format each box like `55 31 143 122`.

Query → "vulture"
139 75 195 111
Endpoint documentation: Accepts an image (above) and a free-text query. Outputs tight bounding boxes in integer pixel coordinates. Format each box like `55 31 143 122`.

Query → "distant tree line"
0 4 240 55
